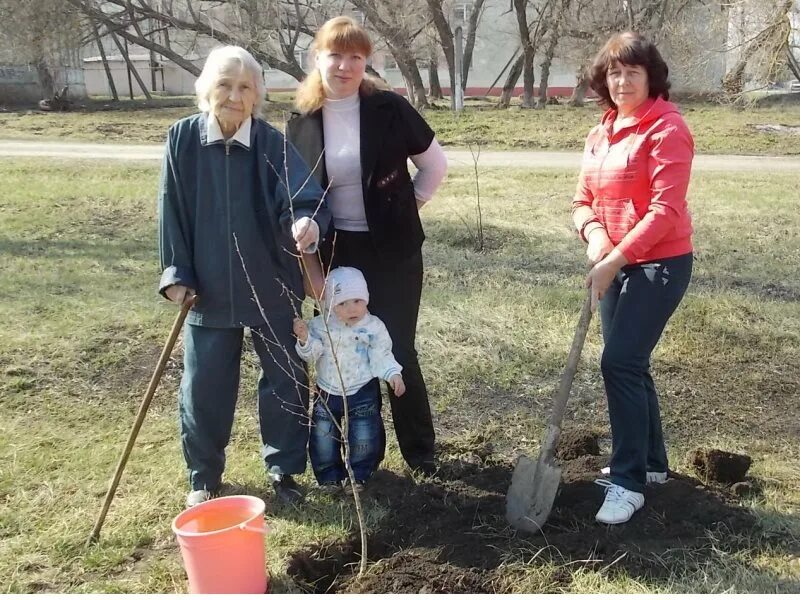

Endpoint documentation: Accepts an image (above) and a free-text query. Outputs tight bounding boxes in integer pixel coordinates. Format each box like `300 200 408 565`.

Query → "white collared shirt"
206 113 252 148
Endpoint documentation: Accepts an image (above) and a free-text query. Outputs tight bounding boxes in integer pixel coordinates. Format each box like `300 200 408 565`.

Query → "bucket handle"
239 522 269 534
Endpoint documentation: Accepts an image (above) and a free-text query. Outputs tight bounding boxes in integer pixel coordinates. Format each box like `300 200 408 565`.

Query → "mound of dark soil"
288 434 761 593
344 549 500 593
687 448 752 484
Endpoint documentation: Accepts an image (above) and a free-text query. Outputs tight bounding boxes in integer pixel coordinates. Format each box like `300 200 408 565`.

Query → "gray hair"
195 46 266 117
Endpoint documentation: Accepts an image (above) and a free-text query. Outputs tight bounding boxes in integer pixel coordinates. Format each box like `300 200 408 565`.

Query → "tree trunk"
425 0 455 107
35 58 55 97
395 49 429 109
568 68 590 107
788 47 800 83
429 55 443 100
109 31 152 99
498 54 524 108
536 0 568 108
91 21 118 101
721 0 793 97
513 0 535 108
461 0 486 90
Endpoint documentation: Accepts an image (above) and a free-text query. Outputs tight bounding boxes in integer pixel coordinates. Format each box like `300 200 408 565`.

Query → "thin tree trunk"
90 22 118 101
396 51 429 109
109 31 153 99
498 54 524 108
35 58 55 97
486 47 519 97
429 55 443 100
513 0 535 107
568 69 590 107
788 47 800 83
461 0 486 90
536 0 568 108
425 0 455 108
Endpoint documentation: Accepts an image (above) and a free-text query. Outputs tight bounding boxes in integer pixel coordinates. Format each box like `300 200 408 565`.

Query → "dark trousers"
600 253 693 493
179 319 309 491
325 231 436 469
309 379 385 484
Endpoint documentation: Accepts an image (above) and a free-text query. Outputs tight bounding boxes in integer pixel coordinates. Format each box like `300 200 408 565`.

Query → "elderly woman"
572 32 694 524
286 17 448 477
158 46 331 507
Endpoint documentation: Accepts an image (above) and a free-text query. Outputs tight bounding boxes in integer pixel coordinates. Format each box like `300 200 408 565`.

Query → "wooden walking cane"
87 295 196 545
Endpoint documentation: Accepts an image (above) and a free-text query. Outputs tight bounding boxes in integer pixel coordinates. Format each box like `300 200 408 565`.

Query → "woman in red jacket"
572 32 694 525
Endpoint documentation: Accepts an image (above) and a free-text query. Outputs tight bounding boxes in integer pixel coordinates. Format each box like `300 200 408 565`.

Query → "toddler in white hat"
293 267 405 492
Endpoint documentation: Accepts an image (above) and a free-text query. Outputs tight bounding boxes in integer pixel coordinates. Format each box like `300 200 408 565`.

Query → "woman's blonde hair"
295 16 389 114
195 46 266 117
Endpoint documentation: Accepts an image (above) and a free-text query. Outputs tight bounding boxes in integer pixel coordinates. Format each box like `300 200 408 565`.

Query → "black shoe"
272 475 304 506
410 460 437 477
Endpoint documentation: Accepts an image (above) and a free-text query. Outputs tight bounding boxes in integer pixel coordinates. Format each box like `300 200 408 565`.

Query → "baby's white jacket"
295 312 403 396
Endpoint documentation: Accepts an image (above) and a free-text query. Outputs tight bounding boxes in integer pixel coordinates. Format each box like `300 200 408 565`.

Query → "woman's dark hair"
588 32 671 109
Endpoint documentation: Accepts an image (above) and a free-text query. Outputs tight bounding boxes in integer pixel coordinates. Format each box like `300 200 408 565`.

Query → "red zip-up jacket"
572 96 694 264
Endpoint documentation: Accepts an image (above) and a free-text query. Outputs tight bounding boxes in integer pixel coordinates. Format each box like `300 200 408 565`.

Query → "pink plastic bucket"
172 495 268 594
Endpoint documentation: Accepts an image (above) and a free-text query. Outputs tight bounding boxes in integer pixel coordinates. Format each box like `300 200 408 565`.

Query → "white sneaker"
594 479 644 524
600 466 668 484
186 489 213 508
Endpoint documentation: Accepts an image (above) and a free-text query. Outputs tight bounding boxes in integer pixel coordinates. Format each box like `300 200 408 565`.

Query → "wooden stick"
87 296 195 545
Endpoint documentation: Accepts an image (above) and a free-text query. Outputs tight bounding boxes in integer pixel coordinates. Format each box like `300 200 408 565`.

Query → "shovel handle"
87 295 196 545
539 289 593 461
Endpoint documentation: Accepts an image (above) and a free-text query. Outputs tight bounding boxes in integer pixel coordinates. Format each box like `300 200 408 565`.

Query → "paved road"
2 139 799 172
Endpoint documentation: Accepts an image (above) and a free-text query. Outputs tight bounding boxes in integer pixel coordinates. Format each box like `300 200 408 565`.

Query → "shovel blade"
505 454 562 533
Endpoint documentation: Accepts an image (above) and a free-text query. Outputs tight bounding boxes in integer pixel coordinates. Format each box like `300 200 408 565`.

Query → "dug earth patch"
288 435 761 593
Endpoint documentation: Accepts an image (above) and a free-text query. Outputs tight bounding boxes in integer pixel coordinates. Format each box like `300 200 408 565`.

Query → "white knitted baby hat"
326 266 369 306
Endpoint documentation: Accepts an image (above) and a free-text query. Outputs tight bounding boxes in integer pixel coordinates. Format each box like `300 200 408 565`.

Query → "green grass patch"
1 159 798 592
1 94 799 155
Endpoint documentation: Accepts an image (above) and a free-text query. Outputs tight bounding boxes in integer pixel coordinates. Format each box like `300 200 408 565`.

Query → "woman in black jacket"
287 16 447 475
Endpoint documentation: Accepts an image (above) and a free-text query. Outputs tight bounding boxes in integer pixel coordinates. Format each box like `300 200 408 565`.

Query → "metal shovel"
506 289 593 533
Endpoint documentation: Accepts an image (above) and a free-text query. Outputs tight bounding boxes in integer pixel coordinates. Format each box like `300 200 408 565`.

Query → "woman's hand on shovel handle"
165 284 195 305
585 249 628 312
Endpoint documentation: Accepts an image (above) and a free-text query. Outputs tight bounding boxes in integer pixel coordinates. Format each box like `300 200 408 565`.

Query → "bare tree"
0 0 83 96
349 0 431 108
428 47 444 100
558 0 688 106
89 19 119 101
567 66 590 106
426 0 487 107
536 0 571 108
721 0 795 97
461 0 487 90
495 0 552 108
513 0 537 107
66 0 323 82
426 0 456 104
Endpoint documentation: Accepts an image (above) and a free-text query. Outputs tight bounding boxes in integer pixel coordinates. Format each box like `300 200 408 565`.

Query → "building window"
453 3 470 22
352 10 366 25
383 53 398 70
294 50 307 69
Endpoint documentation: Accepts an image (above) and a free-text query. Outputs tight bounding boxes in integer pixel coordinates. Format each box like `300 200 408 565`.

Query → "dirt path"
2 139 799 171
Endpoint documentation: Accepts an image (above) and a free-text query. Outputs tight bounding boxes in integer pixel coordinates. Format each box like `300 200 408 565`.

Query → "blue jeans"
179 320 309 492
600 253 693 493
309 379 385 484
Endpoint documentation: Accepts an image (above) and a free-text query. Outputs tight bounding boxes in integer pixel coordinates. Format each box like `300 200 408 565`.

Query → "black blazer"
286 90 435 260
